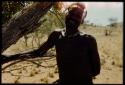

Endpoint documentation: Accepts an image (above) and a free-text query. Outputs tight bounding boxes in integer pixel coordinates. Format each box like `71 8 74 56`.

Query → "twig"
2 65 33 73
2 60 23 71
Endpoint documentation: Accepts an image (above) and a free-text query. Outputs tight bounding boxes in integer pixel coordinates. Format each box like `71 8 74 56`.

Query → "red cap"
68 3 87 20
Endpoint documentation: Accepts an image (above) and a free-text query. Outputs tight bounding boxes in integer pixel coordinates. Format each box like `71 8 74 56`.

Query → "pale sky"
63 2 123 26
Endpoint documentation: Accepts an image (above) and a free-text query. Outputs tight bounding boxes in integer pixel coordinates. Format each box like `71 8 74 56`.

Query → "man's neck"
65 29 79 36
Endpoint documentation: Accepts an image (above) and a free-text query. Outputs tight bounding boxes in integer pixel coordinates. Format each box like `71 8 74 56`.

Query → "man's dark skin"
6 3 100 84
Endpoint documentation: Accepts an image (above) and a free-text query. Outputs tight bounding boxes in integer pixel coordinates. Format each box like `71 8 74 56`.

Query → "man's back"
52 30 100 84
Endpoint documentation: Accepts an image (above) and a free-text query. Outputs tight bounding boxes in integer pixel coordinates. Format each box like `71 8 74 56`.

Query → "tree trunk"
2 2 54 53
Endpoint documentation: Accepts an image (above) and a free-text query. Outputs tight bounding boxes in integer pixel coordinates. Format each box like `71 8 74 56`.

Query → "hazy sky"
63 2 123 26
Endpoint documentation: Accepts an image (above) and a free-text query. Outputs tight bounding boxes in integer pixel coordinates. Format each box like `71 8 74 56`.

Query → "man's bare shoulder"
80 31 96 41
80 31 94 38
50 29 62 35
54 28 64 32
48 29 63 40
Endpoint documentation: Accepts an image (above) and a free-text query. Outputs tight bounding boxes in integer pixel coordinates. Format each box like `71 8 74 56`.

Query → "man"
3 3 101 84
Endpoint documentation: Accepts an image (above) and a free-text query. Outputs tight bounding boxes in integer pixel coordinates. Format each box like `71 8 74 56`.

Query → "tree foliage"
105 17 118 36
108 17 118 28
2 1 25 24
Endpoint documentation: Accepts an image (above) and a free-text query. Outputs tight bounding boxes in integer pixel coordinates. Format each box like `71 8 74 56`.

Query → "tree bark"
2 2 54 53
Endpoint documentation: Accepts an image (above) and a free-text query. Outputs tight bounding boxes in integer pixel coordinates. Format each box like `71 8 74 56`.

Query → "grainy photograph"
1 1 123 84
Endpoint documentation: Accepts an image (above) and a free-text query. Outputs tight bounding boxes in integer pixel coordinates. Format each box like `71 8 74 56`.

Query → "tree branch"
2 2 54 53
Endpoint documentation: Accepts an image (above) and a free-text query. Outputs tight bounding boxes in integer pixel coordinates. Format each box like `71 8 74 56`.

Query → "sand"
2 25 123 84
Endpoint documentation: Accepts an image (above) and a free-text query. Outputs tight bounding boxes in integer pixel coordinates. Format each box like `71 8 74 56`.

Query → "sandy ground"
2 25 123 84
2 58 123 84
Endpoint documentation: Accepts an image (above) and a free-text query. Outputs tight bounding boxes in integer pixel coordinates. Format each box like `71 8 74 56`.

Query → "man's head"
65 3 87 30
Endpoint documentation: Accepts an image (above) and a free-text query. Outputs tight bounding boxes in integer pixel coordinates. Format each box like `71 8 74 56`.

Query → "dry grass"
2 24 123 84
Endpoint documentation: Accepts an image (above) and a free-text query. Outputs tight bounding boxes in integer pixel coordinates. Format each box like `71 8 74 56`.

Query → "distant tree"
109 17 118 28
105 17 118 36
90 23 94 26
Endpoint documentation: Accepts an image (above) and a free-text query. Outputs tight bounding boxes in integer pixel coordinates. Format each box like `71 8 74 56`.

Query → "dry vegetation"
2 24 123 84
